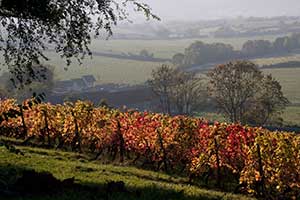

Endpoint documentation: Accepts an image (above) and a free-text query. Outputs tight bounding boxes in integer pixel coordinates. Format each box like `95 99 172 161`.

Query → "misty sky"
137 0 300 21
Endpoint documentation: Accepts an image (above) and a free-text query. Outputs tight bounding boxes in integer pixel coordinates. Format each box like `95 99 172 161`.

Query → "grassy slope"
281 106 300 126
262 67 300 125
0 146 254 200
262 68 300 104
253 53 300 66
43 52 164 85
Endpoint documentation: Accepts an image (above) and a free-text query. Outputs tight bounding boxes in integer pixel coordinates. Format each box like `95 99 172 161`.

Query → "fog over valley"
135 0 300 21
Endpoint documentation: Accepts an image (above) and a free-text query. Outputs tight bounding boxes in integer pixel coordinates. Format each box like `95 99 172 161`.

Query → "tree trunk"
257 144 266 197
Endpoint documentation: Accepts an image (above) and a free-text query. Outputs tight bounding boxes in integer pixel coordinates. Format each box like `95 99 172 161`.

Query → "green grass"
253 53 300 66
262 67 300 126
196 107 300 126
43 52 164 85
195 107 300 126
0 146 255 200
281 106 300 126
262 67 300 104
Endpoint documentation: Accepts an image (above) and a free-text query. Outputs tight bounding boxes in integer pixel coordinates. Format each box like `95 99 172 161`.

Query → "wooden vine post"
19 106 27 139
256 143 266 197
116 120 125 163
71 110 81 152
42 109 51 147
157 129 168 173
214 137 221 188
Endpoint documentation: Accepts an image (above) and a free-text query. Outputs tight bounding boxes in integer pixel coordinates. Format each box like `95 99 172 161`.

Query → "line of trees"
172 33 300 67
147 65 207 115
148 61 289 126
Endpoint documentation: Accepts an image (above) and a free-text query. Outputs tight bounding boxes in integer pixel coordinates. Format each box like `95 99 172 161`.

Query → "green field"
0 145 254 200
0 35 292 85
263 68 300 125
43 35 300 84
26 52 300 91
253 53 300 66
197 107 300 126
262 67 300 104
43 52 164 85
42 35 283 83
91 34 281 59
281 106 300 125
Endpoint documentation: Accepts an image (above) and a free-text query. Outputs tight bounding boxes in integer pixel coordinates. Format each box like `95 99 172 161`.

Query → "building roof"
72 78 87 88
55 80 73 88
55 75 95 91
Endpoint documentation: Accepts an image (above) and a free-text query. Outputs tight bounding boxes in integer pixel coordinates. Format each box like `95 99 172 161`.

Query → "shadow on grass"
0 164 221 200
104 168 188 185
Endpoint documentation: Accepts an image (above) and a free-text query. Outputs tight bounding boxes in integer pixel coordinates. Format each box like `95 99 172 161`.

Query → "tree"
241 40 273 57
0 0 159 87
183 41 205 66
139 49 154 58
148 64 205 115
170 71 206 115
208 60 289 125
171 53 185 67
273 37 288 52
0 64 55 101
183 41 236 66
283 33 300 51
148 64 176 114
0 86 8 99
241 74 289 125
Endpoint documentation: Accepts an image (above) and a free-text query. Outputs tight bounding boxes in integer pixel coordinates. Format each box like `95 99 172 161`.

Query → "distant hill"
111 16 300 40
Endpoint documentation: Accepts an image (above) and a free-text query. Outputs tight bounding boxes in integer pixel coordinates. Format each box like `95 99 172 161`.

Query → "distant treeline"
92 49 169 62
46 48 169 62
173 33 300 67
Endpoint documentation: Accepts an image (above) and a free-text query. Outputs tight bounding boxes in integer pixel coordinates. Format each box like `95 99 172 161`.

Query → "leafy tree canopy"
0 0 159 87
208 60 289 126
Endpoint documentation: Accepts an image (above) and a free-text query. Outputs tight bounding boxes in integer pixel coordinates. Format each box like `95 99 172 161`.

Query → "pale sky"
135 0 300 21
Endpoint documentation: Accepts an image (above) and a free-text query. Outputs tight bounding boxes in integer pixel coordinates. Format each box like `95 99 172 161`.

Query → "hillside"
0 99 299 199
0 145 254 200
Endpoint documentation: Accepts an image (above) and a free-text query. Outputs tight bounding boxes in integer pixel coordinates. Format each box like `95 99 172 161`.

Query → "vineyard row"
0 99 299 198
